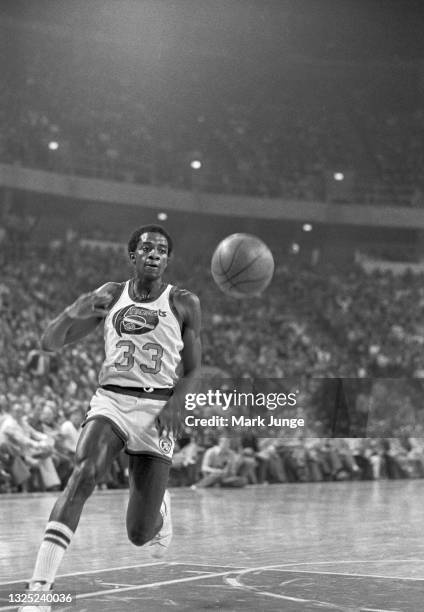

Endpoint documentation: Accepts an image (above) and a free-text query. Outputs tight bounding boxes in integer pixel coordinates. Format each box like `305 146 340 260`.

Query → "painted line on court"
0 561 166 586
272 568 424 581
265 559 424 568
244 558 424 581
73 569 248 601
225 572 404 612
3 557 421 587
1 560 420 611
225 574 358 611
169 561 246 569
360 609 405 612
0 564 304 610
100 582 139 588
0 562 244 588
0 562 414 612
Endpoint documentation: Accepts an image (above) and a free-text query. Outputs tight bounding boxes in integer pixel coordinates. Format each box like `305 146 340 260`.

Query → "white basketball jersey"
99 282 183 388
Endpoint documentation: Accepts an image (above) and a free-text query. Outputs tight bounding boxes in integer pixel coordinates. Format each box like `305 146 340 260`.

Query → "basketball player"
19 225 201 612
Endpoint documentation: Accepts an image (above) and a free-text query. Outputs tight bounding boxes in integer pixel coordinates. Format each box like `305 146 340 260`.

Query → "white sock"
31 521 74 585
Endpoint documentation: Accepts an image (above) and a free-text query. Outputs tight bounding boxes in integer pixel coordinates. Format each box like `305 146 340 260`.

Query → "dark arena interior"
1 1 424 611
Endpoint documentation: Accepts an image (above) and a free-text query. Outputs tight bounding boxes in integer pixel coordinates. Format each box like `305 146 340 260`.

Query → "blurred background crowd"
1 12 424 207
1 235 424 493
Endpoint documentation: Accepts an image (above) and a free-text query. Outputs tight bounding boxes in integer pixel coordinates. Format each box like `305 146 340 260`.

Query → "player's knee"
127 522 156 547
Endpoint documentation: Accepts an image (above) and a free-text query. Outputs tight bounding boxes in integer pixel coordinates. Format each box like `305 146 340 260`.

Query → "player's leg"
125 454 171 554
27 419 124 585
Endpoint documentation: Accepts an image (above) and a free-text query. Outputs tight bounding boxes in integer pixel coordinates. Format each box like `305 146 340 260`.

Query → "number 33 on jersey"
99 282 183 389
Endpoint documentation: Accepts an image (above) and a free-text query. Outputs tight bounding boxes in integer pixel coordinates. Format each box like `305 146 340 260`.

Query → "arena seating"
1 236 424 492
1 21 423 206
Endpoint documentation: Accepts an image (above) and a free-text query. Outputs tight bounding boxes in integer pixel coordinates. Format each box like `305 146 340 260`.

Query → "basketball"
211 233 274 297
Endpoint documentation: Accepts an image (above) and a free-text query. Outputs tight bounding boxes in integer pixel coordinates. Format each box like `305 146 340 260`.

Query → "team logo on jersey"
159 436 173 455
113 305 159 337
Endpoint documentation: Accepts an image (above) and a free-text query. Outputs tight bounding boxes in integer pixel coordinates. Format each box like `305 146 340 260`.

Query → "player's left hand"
155 401 183 439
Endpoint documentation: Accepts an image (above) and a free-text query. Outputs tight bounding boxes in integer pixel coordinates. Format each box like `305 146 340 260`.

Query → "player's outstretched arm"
155 289 202 438
41 282 120 352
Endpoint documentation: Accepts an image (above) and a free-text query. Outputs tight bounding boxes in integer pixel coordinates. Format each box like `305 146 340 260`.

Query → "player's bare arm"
40 282 121 352
155 289 202 438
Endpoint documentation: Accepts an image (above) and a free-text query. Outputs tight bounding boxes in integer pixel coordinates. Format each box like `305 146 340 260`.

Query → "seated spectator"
256 439 287 484
195 436 248 488
0 442 12 493
403 437 424 478
303 439 324 482
381 439 409 479
330 439 361 479
59 406 84 455
345 438 374 480
274 441 302 483
0 401 43 491
20 403 62 491
239 447 258 484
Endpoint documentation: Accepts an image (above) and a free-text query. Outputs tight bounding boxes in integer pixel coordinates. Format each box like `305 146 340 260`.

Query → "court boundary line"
1 558 423 587
265 567 424 581
0 562 166 586
225 573 403 612
71 568 265 601
168 562 245 569
0 562 245 587
229 562 424 583
225 575 358 611
0 561 420 612
0 569 250 611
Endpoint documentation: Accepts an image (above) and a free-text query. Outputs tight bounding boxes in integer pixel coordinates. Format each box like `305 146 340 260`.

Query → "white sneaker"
18 581 53 612
148 490 172 559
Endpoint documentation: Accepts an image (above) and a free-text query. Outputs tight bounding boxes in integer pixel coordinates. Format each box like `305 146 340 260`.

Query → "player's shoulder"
170 286 200 311
169 286 201 329
93 281 126 305
95 281 125 297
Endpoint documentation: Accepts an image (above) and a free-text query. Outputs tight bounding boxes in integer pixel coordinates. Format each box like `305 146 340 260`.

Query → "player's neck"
132 277 165 301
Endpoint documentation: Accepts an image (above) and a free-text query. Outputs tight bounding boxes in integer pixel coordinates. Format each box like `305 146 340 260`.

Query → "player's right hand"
64 290 113 320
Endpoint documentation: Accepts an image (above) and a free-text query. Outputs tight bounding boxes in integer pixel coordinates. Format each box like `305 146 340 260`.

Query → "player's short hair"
127 225 173 256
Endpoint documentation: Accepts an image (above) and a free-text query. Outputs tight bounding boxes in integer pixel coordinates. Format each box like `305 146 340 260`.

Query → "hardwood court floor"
1 480 424 611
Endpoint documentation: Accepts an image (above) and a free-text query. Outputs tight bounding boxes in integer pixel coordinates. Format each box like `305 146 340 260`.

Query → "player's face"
133 232 169 279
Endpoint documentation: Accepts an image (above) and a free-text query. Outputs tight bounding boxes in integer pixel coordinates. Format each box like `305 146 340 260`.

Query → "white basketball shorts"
83 387 175 461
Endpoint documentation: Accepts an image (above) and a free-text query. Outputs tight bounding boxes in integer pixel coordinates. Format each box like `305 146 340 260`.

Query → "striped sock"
31 521 74 585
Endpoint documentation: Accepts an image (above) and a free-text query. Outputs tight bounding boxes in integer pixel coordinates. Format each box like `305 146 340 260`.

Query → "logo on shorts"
159 436 173 455
113 305 159 337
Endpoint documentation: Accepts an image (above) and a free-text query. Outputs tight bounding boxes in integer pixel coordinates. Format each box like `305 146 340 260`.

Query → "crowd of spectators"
1 21 424 206
2 229 424 493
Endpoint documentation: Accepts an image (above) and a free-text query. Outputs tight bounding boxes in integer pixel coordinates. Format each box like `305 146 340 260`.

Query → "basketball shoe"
18 580 53 612
148 489 172 559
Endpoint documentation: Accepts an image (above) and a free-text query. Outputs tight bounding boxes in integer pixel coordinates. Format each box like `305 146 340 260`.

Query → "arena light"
302 223 313 232
290 243 300 254
190 160 202 170
157 212 168 221
48 141 59 151
334 172 344 181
